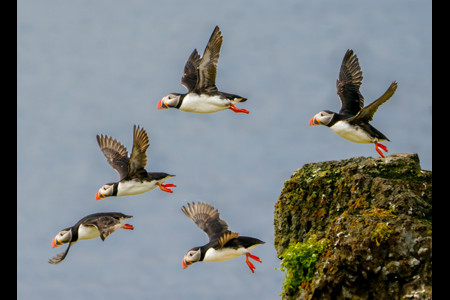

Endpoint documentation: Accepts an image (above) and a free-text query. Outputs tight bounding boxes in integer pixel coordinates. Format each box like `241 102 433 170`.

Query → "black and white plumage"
49 212 133 264
95 125 176 200
309 49 398 157
158 26 249 114
181 202 264 273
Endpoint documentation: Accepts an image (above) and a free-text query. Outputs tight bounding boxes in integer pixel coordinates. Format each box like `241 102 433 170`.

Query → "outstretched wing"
353 81 398 122
181 201 230 242
181 49 201 92
48 242 75 265
128 125 150 177
97 134 129 180
336 49 364 116
194 26 222 94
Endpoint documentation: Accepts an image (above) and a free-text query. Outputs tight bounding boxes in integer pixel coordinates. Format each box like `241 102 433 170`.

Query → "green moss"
277 234 330 296
371 222 394 246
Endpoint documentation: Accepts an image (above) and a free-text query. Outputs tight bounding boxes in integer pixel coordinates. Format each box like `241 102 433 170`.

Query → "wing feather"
128 125 149 176
48 242 75 264
97 134 129 180
354 81 398 122
194 26 222 93
84 213 132 241
181 201 229 242
336 49 364 116
181 49 201 92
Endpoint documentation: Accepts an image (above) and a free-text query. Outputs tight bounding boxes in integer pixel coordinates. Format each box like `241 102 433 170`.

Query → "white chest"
180 94 229 113
116 179 163 197
330 121 375 144
78 224 100 241
203 245 258 262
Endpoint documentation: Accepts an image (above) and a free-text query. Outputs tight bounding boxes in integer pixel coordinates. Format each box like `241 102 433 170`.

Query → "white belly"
180 94 231 114
330 121 375 144
116 180 163 197
78 224 100 240
203 245 258 262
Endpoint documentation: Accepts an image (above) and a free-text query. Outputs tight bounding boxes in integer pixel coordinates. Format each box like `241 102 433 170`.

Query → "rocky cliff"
274 153 432 300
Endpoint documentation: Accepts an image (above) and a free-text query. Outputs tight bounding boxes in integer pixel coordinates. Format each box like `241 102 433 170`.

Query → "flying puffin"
181 201 264 273
96 125 176 200
309 49 398 158
158 26 249 114
49 212 133 264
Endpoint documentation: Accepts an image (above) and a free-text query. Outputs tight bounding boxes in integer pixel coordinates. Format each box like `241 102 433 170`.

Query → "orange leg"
245 253 262 273
122 224 134 230
375 141 388 158
157 182 176 193
229 103 249 114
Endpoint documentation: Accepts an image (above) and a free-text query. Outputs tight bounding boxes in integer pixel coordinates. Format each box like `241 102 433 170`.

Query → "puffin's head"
158 94 181 110
309 110 334 126
182 247 201 269
52 228 72 248
95 183 115 200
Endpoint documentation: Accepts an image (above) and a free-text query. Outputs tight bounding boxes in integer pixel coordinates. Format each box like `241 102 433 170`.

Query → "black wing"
97 134 129 180
193 26 222 94
128 125 149 177
48 242 75 264
336 49 364 116
353 81 398 122
81 212 132 241
181 202 229 242
181 49 201 92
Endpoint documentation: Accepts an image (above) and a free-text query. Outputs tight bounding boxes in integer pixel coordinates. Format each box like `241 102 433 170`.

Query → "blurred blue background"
17 1 431 299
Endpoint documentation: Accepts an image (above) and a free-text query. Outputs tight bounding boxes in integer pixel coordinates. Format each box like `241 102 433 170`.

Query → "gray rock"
274 153 432 300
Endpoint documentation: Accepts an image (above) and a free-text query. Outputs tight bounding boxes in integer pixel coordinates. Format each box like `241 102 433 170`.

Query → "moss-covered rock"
274 153 432 299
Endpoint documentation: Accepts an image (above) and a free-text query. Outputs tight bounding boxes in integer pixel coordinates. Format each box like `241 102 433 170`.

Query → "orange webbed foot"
157 183 176 193
229 103 249 114
245 253 262 273
375 142 388 158
122 224 134 230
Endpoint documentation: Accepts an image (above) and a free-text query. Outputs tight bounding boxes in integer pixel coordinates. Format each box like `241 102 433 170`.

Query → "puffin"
49 212 133 264
158 26 249 114
96 124 176 200
309 49 398 158
181 201 265 273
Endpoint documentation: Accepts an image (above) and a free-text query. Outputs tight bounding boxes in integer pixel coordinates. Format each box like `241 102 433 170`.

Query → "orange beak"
52 237 61 248
157 98 168 110
309 116 320 126
182 258 191 269
95 190 103 200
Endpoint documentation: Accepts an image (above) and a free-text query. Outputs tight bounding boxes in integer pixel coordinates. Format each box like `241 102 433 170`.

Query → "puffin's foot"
245 253 262 273
375 142 388 158
122 224 134 230
157 183 176 193
229 103 249 114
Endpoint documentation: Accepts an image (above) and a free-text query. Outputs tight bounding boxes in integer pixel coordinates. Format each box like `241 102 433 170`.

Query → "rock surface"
274 153 432 300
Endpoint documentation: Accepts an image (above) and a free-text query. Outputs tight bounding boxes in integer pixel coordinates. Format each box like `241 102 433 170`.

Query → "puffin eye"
320 113 324 117
103 187 107 190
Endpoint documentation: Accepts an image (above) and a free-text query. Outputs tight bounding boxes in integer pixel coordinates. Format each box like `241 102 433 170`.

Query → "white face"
53 230 71 248
163 94 180 108
182 248 201 269
311 111 334 126
96 184 114 200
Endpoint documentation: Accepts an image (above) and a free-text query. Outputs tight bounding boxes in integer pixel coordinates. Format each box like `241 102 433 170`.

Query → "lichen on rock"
274 153 432 299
